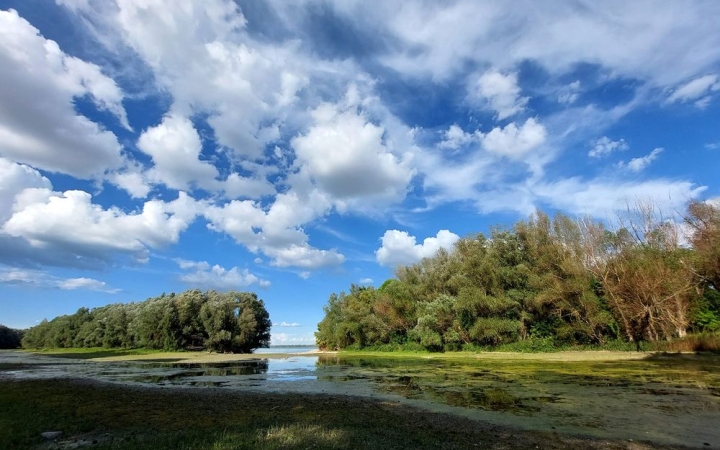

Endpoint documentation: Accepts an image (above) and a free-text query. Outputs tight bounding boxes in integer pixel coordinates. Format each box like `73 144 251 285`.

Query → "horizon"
1 1 719 346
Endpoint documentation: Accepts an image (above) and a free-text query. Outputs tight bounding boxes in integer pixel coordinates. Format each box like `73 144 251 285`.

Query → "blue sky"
1 1 719 344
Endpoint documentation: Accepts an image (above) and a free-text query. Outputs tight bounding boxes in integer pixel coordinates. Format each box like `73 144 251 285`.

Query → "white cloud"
0 9 128 179
265 244 345 269
70 0 350 164
276 321 301 327
221 172 276 200
619 148 663 172
558 80 581 105
359 277 373 284
271 332 315 346
176 259 269 290
3 189 202 266
291 101 414 205
0 158 52 224
438 124 479 150
480 118 547 159
0 268 119 293
532 177 705 217
373 1 720 88
204 191 344 270
376 229 460 267
472 70 528 120
57 277 121 293
667 74 720 104
137 114 219 191
106 165 152 199
589 136 629 158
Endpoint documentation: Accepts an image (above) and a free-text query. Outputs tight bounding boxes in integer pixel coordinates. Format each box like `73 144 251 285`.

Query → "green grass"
25 347 171 359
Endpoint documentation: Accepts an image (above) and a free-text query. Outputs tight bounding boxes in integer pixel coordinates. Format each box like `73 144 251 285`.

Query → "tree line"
316 201 720 351
0 325 24 349
21 289 271 353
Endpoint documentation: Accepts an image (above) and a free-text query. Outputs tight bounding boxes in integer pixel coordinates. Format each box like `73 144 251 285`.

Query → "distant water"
254 346 317 354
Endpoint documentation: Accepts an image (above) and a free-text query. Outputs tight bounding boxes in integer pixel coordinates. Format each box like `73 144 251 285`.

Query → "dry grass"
653 334 720 353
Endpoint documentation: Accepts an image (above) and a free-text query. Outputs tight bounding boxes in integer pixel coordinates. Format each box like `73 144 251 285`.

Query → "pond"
2 350 719 447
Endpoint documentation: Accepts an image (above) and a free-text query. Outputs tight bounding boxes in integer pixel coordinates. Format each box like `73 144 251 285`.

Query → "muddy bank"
2 350 719 448
1 377 695 450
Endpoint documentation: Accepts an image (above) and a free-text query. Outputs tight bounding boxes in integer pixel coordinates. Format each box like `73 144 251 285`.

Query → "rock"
40 431 63 440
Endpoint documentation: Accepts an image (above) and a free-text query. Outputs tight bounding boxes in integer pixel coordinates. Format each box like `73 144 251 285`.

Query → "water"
2 350 720 447
254 346 317 354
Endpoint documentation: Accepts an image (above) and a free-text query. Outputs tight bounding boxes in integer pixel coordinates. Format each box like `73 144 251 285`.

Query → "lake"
1 350 719 447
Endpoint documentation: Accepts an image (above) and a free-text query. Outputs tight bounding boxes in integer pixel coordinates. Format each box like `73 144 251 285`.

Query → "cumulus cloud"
438 124 479 150
376 229 460 267
480 118 547 159
203 191 344 270
359 277 373 284
589 136 629 158
472 70 528 120
292 102 414 204
0 158 52 224
275 321 301 327
106 164 152 199
2 189 202 267
68 0 346 163
176 259 269 290
137 114 219 191
618 148 663 173
0 9 128 179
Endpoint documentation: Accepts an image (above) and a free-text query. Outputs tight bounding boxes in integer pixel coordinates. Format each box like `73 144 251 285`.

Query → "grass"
652 333 720 353
0 378 685 450
26 347 173 360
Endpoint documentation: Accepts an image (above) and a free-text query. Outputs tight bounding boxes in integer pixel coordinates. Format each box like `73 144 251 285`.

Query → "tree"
0 325 23 349
20 289 271 353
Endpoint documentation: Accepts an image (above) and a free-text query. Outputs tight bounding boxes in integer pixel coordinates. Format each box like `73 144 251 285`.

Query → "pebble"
40 431 63 440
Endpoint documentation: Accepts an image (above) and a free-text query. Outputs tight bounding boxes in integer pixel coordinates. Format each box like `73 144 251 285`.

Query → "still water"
2 350 720 447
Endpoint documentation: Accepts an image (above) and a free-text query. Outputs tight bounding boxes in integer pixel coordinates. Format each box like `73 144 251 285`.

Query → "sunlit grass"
26 347 174 359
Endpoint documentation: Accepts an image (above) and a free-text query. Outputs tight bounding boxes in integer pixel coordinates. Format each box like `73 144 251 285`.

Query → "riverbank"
4 349 718 448
0 377 692 450
26 347 657 364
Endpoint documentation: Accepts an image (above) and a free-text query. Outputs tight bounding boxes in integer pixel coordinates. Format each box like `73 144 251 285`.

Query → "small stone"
41 431 63 440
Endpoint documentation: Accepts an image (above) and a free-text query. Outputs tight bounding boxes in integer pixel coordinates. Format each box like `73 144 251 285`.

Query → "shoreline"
80 349 656 364
0 376 691 450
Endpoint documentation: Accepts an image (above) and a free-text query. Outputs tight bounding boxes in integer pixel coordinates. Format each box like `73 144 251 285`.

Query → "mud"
2 350 718 448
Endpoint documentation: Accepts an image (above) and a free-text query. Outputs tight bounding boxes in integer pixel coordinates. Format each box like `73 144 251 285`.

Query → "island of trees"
21 290 271 353
316 201 720 351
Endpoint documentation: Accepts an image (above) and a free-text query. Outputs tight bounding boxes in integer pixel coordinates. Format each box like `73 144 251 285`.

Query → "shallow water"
2 350 719 447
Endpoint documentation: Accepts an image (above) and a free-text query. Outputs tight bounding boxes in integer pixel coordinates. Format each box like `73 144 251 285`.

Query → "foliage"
0 325 23 349
21 290 270 353
317 202 720 351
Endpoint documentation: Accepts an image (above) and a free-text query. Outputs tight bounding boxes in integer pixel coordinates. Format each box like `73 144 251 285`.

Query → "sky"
1 0 719 344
